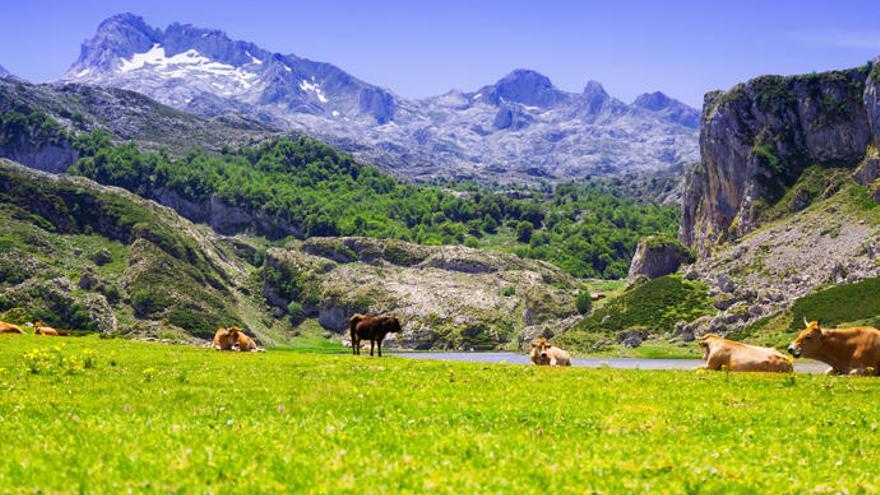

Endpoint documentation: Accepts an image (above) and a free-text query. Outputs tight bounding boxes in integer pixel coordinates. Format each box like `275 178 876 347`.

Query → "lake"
395 352 830 374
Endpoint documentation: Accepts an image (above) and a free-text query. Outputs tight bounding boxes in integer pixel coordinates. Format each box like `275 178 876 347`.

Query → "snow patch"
75 68 91 78
473 93 482 100
245 51 262 65
116 43 260 96
299 79 328 103
332 110 340 117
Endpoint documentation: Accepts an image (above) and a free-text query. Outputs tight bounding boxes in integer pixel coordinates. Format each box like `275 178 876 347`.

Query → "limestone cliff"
681 59 880 255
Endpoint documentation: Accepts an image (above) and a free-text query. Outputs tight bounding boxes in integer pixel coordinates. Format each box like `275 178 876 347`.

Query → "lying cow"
349 314 401 357
529 337 572 366
212 327 236 351
698 333 792 372
788 319 880 376
0 320 25 334
34 322 68 336
228 326 260 352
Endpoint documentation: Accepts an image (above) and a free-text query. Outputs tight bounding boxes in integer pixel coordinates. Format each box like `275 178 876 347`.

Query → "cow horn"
803 317 810 327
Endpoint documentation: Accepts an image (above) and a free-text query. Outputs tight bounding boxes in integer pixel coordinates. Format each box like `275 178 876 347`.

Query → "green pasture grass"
1 334 880 493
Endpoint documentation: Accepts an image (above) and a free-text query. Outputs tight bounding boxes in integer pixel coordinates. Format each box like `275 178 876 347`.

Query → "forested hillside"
67 129 678 278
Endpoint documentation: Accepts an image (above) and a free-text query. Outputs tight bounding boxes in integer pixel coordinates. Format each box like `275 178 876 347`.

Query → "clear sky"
1 0 879 107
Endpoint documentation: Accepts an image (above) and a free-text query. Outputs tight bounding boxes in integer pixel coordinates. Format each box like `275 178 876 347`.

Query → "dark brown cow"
349 314 401 357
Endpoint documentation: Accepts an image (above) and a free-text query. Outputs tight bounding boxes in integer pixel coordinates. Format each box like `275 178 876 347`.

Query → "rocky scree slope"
261 237 583 350
61 13 699 182
0 159 286 343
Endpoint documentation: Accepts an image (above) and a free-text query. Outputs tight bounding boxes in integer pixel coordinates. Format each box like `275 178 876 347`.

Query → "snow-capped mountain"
62 13 699 181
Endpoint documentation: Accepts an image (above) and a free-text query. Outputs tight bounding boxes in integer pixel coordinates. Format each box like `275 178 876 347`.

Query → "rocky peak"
70 13 160 73
632 91 699 128
0 64 18 80
633 91 673 111
481 69 565 107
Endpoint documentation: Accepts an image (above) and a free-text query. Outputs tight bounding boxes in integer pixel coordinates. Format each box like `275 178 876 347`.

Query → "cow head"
531 338 552 364
697 333 720 359
788 319 822 358
387 317 402 333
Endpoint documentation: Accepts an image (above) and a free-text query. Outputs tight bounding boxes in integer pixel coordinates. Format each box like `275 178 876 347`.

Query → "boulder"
627 234 694 284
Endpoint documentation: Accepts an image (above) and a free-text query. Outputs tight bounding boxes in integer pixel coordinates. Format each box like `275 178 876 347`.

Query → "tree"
516 220 534 243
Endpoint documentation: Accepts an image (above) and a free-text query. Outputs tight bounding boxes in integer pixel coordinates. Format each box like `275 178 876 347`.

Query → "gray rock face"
60 14 699 183
0 134 78 174
627 235 693 283
680 60 880 255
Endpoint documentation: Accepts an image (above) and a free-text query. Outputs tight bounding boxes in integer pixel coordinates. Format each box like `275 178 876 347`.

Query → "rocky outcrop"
681 60 880 256
153 188 303 238
0 134 78 173
627 234 693 283
263 237 580 350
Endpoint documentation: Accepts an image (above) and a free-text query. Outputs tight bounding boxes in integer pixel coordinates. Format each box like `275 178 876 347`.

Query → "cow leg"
370 339 375 356
378 337 383 357
352 337 358 355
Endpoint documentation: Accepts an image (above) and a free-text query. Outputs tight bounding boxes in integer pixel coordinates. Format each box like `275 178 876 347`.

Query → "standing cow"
788 319 880 375
349 314 401 357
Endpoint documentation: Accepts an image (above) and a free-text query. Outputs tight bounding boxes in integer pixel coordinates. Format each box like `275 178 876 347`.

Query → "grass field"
2 335 880 493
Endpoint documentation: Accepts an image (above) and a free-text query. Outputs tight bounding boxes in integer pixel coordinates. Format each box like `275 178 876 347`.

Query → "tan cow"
788 319 880 376
0 321 25 334
34 322 67 336
529 338 572 366
228 326 259 352
212 327 236 351
698 333 792 372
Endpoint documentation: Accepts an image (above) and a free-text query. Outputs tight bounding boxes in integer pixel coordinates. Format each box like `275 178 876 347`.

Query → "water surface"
395 352 828 374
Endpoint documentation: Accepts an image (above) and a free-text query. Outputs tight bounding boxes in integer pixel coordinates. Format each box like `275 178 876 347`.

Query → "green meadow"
2 335 879 494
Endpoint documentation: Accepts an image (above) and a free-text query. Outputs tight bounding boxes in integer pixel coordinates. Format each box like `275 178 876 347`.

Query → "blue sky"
1 0 879 107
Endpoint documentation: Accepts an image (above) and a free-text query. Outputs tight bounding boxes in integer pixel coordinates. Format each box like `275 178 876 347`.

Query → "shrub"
516 221 534 243
575 289 593 315
132 290 159 317
500 286 516 297
287 300 305 320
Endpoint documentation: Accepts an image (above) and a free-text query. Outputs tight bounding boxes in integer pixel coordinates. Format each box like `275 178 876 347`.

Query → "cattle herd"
3 313 880 375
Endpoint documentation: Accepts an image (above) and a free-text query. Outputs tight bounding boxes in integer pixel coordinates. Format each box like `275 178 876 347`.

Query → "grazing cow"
788 319 880 376
0 321 25 334
697 334 792 372
349 314 401 357
228 326 259 352
529 337 572 366
212 327 236 351
34 322 67 336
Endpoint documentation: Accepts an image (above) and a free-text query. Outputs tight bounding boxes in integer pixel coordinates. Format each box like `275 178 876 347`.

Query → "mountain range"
60 13 699 182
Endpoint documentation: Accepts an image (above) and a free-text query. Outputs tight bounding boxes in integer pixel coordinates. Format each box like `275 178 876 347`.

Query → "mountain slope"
61 13 699 182
0 159 288 343
0 77 276 160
